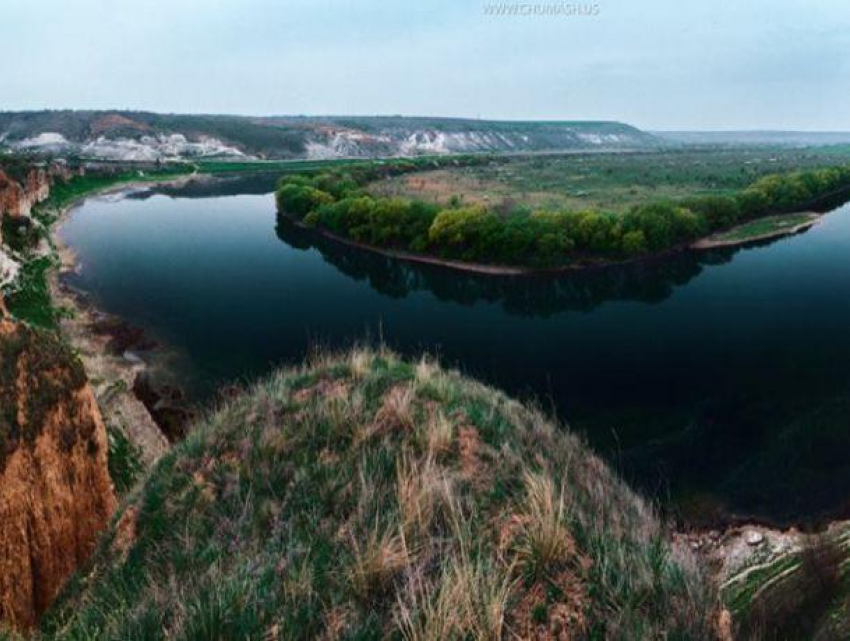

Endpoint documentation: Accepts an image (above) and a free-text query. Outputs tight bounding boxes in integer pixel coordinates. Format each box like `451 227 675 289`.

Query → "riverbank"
45 173 206 464
284 216 700 276
18 165 850 637
692 212 822 249
284 210 819 277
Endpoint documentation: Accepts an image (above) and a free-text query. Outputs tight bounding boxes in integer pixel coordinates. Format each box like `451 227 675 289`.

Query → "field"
367 147 850 213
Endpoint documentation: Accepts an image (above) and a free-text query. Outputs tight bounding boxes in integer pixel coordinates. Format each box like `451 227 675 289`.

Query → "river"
59 174 850 526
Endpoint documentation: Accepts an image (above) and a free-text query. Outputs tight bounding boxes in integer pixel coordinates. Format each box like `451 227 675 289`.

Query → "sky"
1 0 849 131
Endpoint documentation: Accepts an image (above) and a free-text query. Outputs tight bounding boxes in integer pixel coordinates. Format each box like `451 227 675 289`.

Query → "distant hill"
0 111 659 161
656 130 850 147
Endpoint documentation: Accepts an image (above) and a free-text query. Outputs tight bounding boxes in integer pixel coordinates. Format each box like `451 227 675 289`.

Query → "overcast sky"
1 0 848 130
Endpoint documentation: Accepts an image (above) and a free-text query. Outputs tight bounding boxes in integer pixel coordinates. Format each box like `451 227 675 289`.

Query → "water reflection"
274 216 850 527
62 181 850 527
129 172 282 200
276 217 742 317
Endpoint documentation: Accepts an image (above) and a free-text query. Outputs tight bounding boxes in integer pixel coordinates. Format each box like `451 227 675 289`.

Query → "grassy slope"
37 349 717 640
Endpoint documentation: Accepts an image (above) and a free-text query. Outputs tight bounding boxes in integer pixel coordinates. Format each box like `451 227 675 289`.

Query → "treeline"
276 161 850 267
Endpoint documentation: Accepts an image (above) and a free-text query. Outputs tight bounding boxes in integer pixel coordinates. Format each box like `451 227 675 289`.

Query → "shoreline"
287 218 658 276
691 212 822 249
284 208 828 277
47 172 204 465
46 178 847 534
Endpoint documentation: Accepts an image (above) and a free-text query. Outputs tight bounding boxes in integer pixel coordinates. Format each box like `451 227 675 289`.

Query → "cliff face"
0 167 50 219
0 318 116 630
0 110 660 160
0 210 12 293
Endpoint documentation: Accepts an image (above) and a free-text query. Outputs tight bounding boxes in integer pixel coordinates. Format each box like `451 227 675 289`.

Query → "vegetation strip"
277 157 850 269
692 212 821 249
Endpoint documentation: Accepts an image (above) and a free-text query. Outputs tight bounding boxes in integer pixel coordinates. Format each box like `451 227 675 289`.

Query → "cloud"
0 0 848 129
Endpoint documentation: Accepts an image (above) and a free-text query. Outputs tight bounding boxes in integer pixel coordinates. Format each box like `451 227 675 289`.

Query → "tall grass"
38 347 719 639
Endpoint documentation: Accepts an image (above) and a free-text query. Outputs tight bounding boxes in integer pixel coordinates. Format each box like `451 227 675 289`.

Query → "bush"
427 205 500 260
621 230 648 256
275 184 334 219
623 203 705 251
682 195 741 230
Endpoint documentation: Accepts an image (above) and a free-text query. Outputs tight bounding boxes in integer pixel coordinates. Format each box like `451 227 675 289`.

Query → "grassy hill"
32 348 717 640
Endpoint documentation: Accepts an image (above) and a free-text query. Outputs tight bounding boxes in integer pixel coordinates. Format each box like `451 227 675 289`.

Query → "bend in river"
59 175 850 527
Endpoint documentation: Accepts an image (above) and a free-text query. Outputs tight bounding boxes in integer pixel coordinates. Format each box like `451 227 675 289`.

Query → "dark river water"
60 175 850 526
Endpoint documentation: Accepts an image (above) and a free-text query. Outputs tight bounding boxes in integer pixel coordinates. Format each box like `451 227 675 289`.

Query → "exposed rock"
0 167 50 220
745 530 765 546
1 110 658 161
132 371 194 442
0 319 116 630
0 205 18 290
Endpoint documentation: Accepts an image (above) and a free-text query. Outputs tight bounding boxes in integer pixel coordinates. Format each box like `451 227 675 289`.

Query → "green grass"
710 212 817 243
368 147 850 213
5 256 59 329
38 348 718 640
106 424 145 496
45 166 193 212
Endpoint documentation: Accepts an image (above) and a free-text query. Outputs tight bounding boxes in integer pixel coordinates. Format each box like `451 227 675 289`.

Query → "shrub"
621 230 648 256
427 205 499 260
275 183 334 219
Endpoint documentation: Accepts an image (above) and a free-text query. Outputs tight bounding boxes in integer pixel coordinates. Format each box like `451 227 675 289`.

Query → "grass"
368 147 850 213
36 347 718 640
106 424 145 496
706 212 818 243
4 256 59 329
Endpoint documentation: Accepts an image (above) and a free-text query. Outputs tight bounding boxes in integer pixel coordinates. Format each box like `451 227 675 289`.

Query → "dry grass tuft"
350 525 412 602
414 356 437 384
348 350 373 380
423 409 454 457
396 452 454 540
513 470 576 579
458 425 484 480
396 552 514 641
374 385 416 432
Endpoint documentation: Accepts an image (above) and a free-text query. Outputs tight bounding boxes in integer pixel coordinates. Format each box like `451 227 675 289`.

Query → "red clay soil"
0 318 116 630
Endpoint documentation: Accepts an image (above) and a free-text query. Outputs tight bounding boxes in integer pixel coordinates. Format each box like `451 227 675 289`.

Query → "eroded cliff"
0 317 116 630
0 167 49 220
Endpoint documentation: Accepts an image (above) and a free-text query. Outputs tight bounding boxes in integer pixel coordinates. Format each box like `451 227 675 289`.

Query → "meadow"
367 147 850 213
